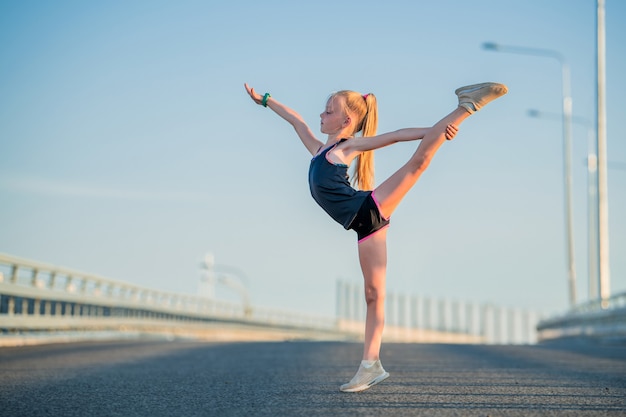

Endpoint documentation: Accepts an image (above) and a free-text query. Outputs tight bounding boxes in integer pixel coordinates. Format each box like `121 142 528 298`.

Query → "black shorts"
348 192 390 242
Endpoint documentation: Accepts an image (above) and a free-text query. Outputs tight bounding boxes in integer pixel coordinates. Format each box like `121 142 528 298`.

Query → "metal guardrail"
0 253 339 340
536 291 626 342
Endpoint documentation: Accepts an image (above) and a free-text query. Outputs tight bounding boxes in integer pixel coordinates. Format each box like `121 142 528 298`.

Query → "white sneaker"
340 360 390 392
455 82 508 114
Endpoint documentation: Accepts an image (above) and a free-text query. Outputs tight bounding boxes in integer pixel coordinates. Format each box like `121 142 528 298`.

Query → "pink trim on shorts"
370 190 390 221
357 224 389 244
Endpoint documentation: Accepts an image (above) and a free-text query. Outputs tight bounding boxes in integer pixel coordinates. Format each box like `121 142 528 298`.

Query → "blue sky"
1 0 624 318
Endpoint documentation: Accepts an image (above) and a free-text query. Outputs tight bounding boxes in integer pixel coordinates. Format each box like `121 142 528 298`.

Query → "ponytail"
354 93 378 190
333 90 378 190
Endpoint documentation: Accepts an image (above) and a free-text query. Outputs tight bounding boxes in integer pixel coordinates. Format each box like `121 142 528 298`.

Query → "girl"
244 82 507 392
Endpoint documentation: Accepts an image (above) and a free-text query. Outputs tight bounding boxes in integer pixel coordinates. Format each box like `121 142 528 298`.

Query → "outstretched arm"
244 83 323 155
342 125 458 155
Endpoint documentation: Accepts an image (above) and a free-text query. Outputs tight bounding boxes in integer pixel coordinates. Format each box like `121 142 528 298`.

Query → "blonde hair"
331 90 378 190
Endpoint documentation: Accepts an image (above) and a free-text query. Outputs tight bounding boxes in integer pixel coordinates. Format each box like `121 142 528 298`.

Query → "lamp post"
527 109 598 301
483 42 577 307
596 0 611 306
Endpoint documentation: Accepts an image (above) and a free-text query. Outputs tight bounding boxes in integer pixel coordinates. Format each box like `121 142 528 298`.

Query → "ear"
343 116 351 127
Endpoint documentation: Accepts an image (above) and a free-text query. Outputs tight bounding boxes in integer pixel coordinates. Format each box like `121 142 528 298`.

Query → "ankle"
457 105 472 116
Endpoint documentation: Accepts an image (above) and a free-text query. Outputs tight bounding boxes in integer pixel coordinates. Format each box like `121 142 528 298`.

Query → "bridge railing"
0 253 338 338
537 291 626 341
1 253 551 345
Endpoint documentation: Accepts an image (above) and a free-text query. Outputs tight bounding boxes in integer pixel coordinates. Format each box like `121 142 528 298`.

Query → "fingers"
244 83 262 104
445 123 459 140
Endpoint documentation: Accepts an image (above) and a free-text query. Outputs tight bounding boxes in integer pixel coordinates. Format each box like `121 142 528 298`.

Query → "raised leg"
374 106 469 219
374 81 508 218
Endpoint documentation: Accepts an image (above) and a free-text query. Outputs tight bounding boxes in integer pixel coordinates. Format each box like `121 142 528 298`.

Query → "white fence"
336 280 543 344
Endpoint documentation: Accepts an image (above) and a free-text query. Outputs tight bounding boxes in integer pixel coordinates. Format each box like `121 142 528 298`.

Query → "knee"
364 284 385 306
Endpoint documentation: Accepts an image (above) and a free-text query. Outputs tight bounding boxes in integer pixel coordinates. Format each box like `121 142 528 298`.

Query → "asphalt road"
1 338 625 416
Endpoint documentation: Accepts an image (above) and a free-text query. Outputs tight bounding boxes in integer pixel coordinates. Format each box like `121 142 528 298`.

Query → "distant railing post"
411 295 420 329
10 265 18 284
482 305 495 344
8 297 15 316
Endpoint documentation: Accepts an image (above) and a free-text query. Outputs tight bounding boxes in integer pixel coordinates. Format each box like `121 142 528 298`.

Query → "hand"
244 83 264 106
445 123 458 140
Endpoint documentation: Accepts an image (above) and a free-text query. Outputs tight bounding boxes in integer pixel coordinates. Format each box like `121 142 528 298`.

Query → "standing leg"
357 229 388 361
339 229 391 393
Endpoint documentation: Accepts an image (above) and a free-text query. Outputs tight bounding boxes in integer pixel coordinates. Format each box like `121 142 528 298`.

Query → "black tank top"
308 139 369 229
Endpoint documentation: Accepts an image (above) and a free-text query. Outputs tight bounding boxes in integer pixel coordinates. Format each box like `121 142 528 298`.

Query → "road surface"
1 338 625 416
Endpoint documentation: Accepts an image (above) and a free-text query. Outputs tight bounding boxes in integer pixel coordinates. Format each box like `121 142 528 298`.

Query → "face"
320 95 348 135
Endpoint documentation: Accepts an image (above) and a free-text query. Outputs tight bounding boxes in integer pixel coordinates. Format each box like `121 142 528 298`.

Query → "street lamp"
483 42 577 307
527 109 598 301
199 253 252 317
596 0 610 307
